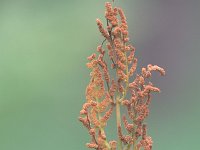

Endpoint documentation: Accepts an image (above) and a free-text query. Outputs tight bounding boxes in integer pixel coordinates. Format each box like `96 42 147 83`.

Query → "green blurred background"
0 0 200 149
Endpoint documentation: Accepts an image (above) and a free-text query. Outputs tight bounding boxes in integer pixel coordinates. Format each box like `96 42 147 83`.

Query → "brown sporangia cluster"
79 2 165 150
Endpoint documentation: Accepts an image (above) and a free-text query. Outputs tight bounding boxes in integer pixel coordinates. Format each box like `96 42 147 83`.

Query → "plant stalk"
116 96 123 150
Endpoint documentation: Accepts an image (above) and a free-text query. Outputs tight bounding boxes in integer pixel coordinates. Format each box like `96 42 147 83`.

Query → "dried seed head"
79 117 89 129
109 140 117 149
147 64 165 76
89 128 96 136
86 143 98 149
123 116 134 133
101 106 113 124
117 60 126 70
98 93 111 112
87 53 96 61
90 109 100 127
96 18 110 40
129 58 137 76
80 109 87 115
143 85 160 93
109 79 117 97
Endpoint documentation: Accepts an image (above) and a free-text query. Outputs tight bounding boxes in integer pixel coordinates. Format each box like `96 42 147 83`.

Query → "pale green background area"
0 0 200 149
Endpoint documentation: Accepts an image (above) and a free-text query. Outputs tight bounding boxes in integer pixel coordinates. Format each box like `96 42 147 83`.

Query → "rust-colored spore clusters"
79 2 165 150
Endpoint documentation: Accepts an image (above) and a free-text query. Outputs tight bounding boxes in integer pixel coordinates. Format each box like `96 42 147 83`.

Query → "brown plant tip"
147 64 166 76
97 45 105 55
118 125 133 144
99 129 107 140
121 100 130 106
122 115 134 133
86 143 98 149
89 128 96 136
117 60 126 71
135 123 142 139
97 93 112 113
143 85 160 93
109 140 117 149
142 124 147 139
137 136 153 150
105 2 118 27
100 106 113 123
127 49 135 63
117 125 124 141
129 58 138 76
88 53 96 61
79 117 89 129
90 108 101 127
109 79 117 97
96 19 110 40
80 109 87 115
142 67 152 78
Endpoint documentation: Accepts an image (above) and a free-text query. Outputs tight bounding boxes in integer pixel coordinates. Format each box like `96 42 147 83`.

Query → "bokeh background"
0 0 200 149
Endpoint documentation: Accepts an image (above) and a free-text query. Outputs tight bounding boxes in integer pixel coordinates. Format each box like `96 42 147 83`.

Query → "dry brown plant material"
79 1 165 150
